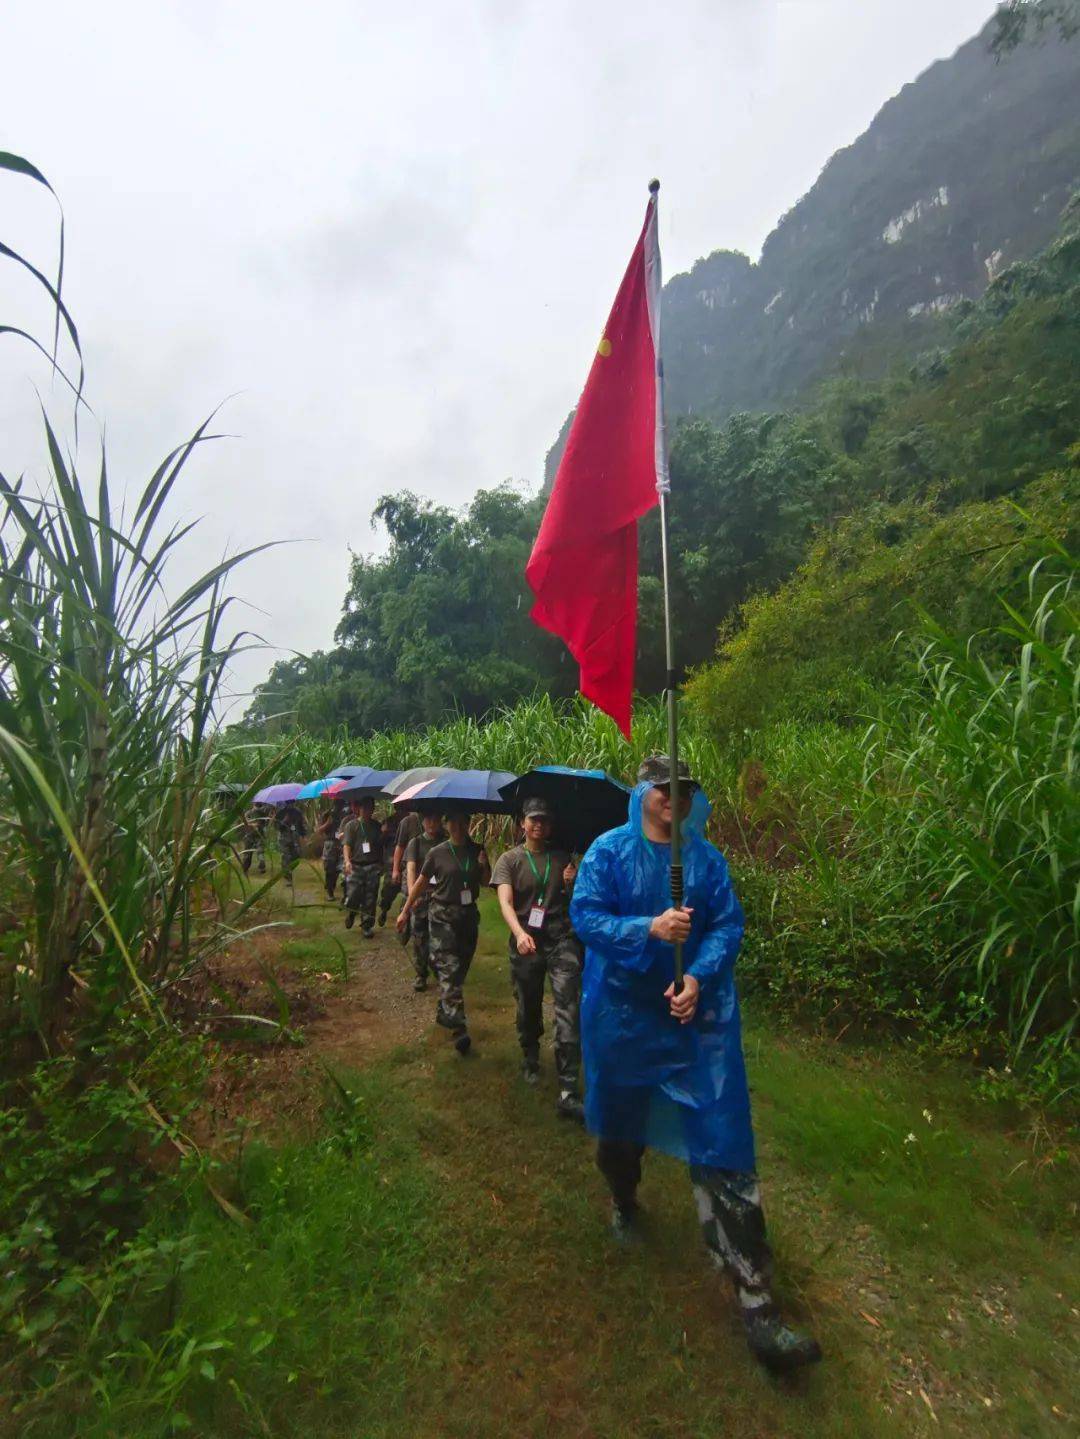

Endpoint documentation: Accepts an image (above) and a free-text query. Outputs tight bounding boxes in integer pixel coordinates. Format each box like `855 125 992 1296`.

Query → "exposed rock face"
544 20 1080 488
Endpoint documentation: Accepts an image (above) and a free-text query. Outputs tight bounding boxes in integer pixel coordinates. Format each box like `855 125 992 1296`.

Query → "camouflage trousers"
240 827 265 875
279 831 302 880
345 865 381 931
597 1141 773 1313
322 841 343 899
428 901 479 1034
410 905 432 982
509 928 582 1090
378 870 400 921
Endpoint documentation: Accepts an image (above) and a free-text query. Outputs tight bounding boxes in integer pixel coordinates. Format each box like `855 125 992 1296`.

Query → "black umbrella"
499 766 632 853
334 768 401 799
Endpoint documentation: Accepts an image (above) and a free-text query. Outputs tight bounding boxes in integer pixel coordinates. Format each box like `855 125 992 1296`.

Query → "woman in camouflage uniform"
397 807 490 1055
493 796 584 1122
400 811 446 990
274 801 306 885
315 802 344 900
342 796 383 937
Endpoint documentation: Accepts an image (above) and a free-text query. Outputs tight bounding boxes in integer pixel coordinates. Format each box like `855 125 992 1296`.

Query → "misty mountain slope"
546 19 1080 483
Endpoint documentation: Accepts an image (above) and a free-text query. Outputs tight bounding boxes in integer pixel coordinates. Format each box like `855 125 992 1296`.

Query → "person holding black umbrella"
492 796 584 1122
397 806 490 1055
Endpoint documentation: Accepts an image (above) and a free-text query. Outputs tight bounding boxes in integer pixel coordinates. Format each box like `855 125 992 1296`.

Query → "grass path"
49 863 1076 1438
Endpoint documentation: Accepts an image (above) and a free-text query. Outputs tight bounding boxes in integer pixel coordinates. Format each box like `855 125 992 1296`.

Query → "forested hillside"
246 179 1080 730
544 12 1080 484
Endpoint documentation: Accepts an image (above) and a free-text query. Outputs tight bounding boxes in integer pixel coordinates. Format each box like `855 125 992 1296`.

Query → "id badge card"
460 888 474 906
362 842 371 854
527 905 546 930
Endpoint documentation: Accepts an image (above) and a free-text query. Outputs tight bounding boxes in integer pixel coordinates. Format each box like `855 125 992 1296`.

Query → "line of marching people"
298 787 586 1121
237 758 822 1375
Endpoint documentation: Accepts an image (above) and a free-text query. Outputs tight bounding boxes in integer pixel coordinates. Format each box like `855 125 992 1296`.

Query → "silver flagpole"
646 179 684 989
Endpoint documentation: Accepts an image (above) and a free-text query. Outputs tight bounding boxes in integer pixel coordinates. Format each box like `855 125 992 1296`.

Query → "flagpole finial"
648 178 660 194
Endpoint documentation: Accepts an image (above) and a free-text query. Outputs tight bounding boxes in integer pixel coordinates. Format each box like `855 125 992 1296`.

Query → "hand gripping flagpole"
645 179 684 990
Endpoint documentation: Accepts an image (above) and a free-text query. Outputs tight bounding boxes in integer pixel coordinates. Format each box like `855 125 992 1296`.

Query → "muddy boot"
453 1030 472 1057
344 910 355 929
556 1090 584 1123
610 1202 642 1247
743 1308 822 1374
521 1047 540 1086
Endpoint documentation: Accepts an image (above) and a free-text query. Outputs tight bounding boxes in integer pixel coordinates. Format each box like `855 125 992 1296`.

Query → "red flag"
527 191 664 738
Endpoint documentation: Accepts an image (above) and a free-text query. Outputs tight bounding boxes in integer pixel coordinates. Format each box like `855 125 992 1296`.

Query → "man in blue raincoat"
570 754 821 1374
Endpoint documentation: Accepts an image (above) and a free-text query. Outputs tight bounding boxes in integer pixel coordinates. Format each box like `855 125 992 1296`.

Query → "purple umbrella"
252 782 305 805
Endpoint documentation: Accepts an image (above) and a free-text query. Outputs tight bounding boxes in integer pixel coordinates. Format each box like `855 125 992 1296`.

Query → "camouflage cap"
521 795 554 820
637 753 697 788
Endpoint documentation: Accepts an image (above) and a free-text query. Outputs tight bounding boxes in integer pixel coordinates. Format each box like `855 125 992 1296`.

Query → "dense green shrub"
732 546 1078 1099
685 468 1079 732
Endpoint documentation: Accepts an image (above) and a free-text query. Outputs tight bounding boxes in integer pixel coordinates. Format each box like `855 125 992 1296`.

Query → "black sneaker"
556 1090 585 1123
344 911 355 929
743 1309 822 1374
453 1032 472 1057
610 1202 642 1246
413 977 428 992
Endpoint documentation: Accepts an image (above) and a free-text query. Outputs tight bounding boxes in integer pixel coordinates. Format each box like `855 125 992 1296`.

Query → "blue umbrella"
326 764 368 779
499 766 631 853
296 776 343 800
407 769 518 814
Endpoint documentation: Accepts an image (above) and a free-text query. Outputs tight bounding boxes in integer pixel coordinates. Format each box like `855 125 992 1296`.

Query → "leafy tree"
246 485 574 735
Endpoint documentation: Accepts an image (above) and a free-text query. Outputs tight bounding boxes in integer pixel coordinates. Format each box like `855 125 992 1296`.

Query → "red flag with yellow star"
526 190 664 738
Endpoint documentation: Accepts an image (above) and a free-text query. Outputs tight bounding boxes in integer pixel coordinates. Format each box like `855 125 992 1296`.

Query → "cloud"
0 0 997 712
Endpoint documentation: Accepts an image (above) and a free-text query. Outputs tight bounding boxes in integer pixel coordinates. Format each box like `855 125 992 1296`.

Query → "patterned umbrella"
296 776 346 800
381 766 454 797
405 769 518 815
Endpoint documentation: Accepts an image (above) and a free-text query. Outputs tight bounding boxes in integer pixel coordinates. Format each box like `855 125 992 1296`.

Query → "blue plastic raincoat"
569 782 756 1172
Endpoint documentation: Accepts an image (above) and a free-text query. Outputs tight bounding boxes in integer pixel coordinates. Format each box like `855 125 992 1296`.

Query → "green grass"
12 876 1075 1437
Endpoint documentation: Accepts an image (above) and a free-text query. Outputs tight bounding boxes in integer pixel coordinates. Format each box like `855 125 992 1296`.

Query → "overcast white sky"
1 0 995 709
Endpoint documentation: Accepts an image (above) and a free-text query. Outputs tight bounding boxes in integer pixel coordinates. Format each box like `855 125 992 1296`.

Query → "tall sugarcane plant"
0 151 274 1050
0 417 274 1047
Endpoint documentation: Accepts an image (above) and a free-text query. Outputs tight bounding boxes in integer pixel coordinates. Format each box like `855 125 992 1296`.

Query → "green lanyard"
524 848 551 905
447 840 473 883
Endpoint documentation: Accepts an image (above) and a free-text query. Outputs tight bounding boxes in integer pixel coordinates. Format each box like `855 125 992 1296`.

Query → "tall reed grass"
856 544 1077 1074
220 692 741 799
0 413 273 1050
